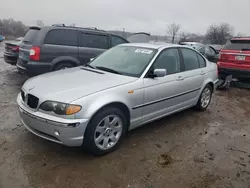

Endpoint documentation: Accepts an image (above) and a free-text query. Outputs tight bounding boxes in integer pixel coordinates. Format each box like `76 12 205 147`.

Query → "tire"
53 62 75 71
195 85 213 111
83 107 128 156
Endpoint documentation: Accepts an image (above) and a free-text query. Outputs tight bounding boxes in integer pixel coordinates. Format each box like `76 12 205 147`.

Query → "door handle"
200 71 205 75
176 76 184 81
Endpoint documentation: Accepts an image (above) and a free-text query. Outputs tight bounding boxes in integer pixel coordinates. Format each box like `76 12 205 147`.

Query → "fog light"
68 123 80 128
54 130 60 136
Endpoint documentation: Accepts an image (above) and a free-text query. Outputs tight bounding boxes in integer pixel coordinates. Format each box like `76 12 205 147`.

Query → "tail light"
29 46 40 61
11 46 19 52
218 52 228 61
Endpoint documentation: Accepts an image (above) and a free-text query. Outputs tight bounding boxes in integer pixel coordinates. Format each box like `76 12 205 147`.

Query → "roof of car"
179 42 203 45
231 37 250 41
31 25 108 34
119 43 181 49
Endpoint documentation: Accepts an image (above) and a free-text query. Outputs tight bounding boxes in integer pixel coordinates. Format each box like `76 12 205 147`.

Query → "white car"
17 43 218 155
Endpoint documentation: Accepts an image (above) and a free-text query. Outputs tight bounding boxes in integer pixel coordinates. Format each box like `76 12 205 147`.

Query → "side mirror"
153 69 166 77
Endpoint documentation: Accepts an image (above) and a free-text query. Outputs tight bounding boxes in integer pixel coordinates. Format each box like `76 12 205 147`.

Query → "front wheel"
195 85 213 111
83 107 128 156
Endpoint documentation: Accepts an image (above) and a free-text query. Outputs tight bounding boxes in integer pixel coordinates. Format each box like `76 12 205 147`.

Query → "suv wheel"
53 62 74 71
84 107 127 156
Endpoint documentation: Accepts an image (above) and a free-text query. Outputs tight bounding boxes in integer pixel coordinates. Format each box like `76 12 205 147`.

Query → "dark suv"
17 26 129 76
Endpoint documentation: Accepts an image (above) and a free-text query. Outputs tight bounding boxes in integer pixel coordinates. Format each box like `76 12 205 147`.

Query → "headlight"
39 101 81 115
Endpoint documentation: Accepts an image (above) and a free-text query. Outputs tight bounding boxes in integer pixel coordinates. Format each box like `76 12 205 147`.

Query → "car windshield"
90 46 157 77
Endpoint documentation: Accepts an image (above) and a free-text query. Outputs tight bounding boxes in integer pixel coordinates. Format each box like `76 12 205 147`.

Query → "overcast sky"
1 0 249 35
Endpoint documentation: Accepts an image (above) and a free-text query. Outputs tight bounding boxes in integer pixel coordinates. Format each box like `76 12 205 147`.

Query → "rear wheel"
195 85 213 111
83 107 128 156
53 62 75 71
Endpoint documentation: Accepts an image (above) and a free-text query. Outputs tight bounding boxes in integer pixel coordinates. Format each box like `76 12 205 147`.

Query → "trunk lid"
5 40 22 53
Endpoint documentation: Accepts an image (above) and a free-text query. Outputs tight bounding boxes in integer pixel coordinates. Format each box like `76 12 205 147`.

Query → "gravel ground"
1 42 250 188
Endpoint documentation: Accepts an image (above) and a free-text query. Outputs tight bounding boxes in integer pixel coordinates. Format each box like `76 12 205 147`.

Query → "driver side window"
152 48 181 75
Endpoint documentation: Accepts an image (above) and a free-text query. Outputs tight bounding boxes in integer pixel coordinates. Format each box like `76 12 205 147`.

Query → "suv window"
80 33 108 49
111 35 128 47
181 48 200 71
23 29 40 44
44 29 78 46
197 53 206 68
224 40 250 50
153 48 180 75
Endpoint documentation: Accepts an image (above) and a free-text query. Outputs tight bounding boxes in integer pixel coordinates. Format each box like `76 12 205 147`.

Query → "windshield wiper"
84 64 96 69
95 66 122 75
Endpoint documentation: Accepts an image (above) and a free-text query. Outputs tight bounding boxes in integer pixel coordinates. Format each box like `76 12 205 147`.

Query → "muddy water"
1 43 250 188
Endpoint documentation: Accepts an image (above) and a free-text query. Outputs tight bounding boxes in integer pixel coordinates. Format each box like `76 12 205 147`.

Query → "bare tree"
36 20 44 27
167 23 180 43
0 18 27 38
206 23 234 44
179 32 189 42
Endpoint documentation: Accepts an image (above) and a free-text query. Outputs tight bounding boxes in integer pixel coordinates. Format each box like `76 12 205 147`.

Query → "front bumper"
17 93 89 146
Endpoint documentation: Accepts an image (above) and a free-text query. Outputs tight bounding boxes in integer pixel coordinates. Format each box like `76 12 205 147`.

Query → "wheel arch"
51 56 81 70
85 101 131 133
207 81 214 93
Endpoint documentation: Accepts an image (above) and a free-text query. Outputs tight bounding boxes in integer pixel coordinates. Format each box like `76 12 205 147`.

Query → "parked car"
210 44 223 54
17 26 129 76
4 37 23 65
0 35 4 42
218 37 250 80
179 42 218 63
17 43 218 155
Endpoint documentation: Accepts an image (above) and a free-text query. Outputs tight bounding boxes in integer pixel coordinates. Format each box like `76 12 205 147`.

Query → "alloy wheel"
94 115 123 150
201 87 211 108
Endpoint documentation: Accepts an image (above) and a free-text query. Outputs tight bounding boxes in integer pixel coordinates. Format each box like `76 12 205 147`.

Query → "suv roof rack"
51 24 106 32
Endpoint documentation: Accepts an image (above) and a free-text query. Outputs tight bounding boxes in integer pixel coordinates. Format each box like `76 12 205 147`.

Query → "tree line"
0 18 28 38
167 22 245 45
0 18 245 45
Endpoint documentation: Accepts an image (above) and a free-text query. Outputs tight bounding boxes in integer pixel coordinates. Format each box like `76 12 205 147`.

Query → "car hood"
22 67 137 103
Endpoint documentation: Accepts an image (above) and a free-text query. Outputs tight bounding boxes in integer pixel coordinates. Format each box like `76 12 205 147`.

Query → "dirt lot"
1 42 250 188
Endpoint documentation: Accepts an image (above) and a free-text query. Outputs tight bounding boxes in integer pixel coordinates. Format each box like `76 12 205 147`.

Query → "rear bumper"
4 53 18 65
17 59 52 76
214 79 220 89
218 67 250 79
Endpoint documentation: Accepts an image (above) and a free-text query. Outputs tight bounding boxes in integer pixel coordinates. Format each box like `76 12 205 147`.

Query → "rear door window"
80 33 109 49
23 29 40 44
111 35 128 47
223 40 250 50
197 54 206 68
44 29 78 46
180 48 200 71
